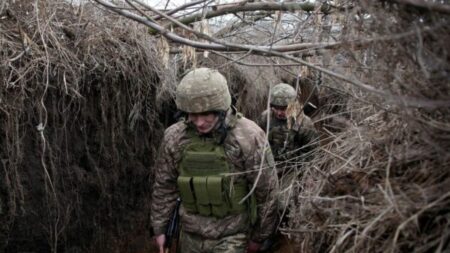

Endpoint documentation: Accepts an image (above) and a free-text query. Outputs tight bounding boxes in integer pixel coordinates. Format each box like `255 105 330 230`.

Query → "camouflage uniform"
258 83 318 164
258 83 318 212
257 109 318 163
151 68 278 253
179 232 247 253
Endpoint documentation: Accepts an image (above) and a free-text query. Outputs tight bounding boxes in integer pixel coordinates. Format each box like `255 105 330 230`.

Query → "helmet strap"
216 110 228 144
174 110 187 122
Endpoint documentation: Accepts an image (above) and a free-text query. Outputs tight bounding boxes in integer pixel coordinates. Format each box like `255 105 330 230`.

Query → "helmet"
270 83 296 106
175 68 231 113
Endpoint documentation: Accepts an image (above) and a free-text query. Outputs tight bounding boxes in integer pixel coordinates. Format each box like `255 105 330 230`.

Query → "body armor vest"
268 120 297 160
177 128 253 219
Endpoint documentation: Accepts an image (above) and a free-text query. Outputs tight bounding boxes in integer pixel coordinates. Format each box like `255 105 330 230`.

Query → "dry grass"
1 0 449 253
0 0 168 252
277 1 450 252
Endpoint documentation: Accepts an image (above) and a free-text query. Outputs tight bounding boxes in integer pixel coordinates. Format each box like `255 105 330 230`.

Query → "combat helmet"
176 68 231 113
270 83 297 107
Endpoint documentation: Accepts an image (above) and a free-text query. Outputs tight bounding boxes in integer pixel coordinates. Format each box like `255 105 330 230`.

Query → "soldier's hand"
155 234 166 253
246 240 261 253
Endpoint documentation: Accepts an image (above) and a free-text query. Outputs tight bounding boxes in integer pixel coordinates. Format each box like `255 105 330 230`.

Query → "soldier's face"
271 105 288 119
188 112 220 134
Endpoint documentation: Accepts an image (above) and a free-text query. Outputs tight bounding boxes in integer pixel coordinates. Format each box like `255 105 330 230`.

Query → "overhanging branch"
388 0 450 15
171 1 316 28
93 0 338 52
92 0 450 109
152 0 209 21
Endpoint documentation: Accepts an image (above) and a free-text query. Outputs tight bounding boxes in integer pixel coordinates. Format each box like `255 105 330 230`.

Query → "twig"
388 0 450 15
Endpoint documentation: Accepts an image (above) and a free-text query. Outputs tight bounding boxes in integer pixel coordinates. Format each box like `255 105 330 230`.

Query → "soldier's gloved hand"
246 240 262 253
155 234 166 253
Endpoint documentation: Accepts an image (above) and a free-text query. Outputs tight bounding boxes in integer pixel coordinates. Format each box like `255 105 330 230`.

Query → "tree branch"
152 0 209 21
169 1 316 29
92 0 450 109
388 0 450 15
93 0 338 52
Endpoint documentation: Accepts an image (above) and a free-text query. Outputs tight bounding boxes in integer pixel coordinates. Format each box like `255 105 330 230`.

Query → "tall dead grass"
0 0 169 252
280 1 450 252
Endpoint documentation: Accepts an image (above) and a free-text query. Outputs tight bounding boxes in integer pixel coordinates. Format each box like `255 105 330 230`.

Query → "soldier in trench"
257 83 319 251
257 83 318 165
151 68 278 253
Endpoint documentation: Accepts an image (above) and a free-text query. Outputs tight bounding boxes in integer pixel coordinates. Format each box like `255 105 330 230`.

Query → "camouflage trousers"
178 231 247 253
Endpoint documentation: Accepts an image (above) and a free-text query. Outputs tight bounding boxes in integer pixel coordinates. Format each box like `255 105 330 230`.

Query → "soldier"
151 68 278 253
257 83 319 251
257 83 318 165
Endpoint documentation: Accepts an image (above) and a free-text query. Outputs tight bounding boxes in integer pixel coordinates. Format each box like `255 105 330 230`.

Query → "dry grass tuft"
278 1 450 252
0 0 168 252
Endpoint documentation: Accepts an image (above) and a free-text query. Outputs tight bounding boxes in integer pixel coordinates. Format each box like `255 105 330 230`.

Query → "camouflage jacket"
151 111 278 242
257 109 318 162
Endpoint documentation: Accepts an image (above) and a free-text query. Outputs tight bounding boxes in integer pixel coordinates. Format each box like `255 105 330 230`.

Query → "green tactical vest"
268 120 297 160
177 127 256 221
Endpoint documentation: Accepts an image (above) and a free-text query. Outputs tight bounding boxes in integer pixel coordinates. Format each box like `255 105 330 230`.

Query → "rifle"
165 197 181 253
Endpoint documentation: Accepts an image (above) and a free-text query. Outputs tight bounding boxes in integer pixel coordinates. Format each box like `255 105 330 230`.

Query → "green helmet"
270 83 296 106
176 68 231 113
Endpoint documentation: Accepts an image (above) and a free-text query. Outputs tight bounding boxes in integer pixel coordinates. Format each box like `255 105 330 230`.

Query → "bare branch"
92 0 450 109
93 0 336 52
167 1 316 29
152 0 209 21
95 0 445 53
214 12 271 38
388 0 450 15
